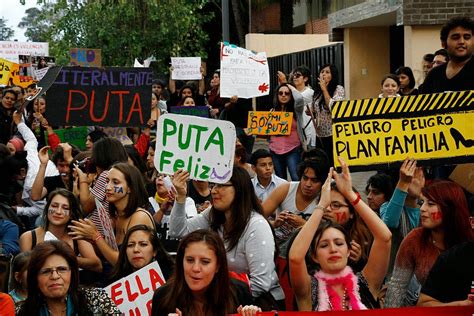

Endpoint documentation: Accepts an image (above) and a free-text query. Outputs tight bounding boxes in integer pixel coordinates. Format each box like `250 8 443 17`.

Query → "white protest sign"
171 57 202 80
0 41 49 63
103 127 133 145
220 42 270 99
155 114 236 183
104 261 166 316
34 67 49 80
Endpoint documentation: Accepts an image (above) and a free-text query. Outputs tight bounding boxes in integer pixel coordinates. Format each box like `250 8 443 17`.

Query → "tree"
18 7 49 42
0 18 14 41
20 0 214 70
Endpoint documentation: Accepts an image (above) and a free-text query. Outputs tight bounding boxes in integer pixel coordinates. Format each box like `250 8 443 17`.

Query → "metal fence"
256 42 344 110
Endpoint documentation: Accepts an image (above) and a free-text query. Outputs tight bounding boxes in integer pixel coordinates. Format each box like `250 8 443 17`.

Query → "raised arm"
31 146 50 201
333 157 391 296
168 66 176 94
261 182 290 218
168 169 210 238
288 171 331 311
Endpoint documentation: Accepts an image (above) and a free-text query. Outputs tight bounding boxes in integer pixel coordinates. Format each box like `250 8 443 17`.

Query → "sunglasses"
278 91 291 96
292 73 303 78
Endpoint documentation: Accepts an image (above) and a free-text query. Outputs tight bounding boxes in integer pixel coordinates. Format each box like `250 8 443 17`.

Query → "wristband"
93 233 103 243
315 205 326 213
350 192 361 206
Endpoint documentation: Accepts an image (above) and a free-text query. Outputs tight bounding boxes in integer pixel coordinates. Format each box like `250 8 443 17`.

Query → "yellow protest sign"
247 111 293 135
0 58 35 88
332 90 474 170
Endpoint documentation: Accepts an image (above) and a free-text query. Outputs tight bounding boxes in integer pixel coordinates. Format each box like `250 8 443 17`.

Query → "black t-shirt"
420 57 474 94
151 278 253 316
44 175 66 196
187 181 211 209
221 98 253 128
421 241 474 303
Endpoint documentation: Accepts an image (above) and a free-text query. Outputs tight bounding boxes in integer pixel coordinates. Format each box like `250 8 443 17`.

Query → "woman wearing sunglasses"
268 78 306 181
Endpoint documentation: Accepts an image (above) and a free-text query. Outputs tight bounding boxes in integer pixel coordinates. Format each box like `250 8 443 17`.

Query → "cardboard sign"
220 42 269 99
449 163 474 194
69 48 102 67
170 105 210 118
171 57 201 80
19 55 55 79
103 127 133 145
0 41 48 63
154 114 236 183
331 90 474 171
44 67 152 127
48 126 89 150
104 261 165 316
247 111 293 135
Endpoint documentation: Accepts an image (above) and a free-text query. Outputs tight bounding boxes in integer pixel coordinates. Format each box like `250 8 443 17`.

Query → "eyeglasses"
292 73 302 78
39 266 70 277
278 91 290 96
329 202 349 210
211 183 233 190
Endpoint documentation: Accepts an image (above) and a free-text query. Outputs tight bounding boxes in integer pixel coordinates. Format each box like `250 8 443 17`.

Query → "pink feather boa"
314 266 367 311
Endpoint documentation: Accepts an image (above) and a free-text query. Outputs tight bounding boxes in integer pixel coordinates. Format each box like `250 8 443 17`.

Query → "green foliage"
0 18 15 41
18 0 213 70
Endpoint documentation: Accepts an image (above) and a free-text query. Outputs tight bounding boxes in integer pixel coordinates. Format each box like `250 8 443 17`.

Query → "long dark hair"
315 64 339 100
273 83 295 113
18 241 87 316
108 162 149 218
42 188 83 230
395 66 416 89
110 225 174 281
210 166 265 251
158 230 236 315
92 137 128 171
421 180 473 248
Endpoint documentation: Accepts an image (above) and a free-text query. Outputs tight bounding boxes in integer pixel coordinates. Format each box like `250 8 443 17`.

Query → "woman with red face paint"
289 157 392 311
385 180 473 307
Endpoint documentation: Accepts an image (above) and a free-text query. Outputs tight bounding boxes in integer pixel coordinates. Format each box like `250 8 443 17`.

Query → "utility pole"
222 0 230 42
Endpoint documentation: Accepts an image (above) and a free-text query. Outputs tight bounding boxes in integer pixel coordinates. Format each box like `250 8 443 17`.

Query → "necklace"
327 287 350 311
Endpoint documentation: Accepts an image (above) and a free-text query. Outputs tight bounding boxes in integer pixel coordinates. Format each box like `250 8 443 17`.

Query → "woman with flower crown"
289 157 392 311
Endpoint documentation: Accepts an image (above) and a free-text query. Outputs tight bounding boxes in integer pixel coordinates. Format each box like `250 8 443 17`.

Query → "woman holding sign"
17 240 120 316
169 167 285 310
269 79 305 181
110 224 174 283
151 229 261 316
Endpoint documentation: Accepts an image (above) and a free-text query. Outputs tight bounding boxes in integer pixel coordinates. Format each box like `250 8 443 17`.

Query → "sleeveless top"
275 182 319 256
311 272 380 310
31 230 80 256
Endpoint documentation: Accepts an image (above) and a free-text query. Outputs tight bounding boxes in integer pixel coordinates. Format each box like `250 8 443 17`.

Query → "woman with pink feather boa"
289 157 392 311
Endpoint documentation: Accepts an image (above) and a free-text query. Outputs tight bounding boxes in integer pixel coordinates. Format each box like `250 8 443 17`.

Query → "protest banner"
155 114 236 183
70 48 102 67
0 58 35 88
44 67 152 127
47 126 88 150
220 42 270 99
0 41 48 63
229 306 474 316
247 111 293 135
171 57 201 80
34 67 49 81
104 261 165 316
19 55 55 79
103 127 133 145
331 90 474 171
170 105 210 118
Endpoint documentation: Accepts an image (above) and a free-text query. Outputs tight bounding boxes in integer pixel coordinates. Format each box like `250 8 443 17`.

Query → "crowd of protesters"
0 16 473 316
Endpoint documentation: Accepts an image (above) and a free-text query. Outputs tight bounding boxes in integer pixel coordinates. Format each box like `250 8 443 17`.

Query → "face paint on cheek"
335 212 348 223
431 211 442 221
114 186 124 194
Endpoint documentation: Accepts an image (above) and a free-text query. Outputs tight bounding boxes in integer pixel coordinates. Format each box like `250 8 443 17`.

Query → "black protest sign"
45 67 152 127
332 90 474 171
